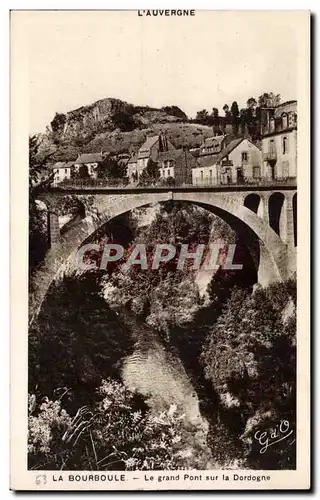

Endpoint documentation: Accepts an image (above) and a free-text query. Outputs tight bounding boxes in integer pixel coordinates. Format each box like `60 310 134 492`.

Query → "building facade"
192 138 262 186
158 149 197 185
127 134 175 182
74 152 106 178
50 161 75 185
199 134 228 157
260 100 297 180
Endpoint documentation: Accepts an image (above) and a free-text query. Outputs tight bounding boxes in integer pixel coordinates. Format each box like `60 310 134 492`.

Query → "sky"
14 10 302 134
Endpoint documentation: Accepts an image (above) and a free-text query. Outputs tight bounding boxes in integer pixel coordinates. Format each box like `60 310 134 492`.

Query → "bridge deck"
47 181 297 196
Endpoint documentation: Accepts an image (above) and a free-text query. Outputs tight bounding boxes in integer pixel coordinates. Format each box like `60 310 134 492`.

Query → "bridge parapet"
48 178 297 194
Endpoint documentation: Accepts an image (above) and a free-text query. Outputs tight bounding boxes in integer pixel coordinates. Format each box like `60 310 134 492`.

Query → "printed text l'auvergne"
138 10 195 17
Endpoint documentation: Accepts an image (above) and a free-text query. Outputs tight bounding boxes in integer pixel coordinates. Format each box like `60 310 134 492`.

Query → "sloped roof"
49 161 75 170
75 152 103 164
137 150 152 159
158 149 199 170
211 137 244 164
139 135 159 151
201 135 225 149
157 149 184 162
196 138 249 167
197 155 218 168
128 154 138 164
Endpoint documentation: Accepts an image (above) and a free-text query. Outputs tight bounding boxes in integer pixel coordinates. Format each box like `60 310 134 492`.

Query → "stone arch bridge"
30 183 297 324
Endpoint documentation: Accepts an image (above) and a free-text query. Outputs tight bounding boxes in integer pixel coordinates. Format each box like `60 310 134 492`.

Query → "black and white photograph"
10 9 310 491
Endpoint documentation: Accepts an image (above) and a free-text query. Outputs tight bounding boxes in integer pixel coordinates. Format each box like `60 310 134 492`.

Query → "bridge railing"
52 177 297 190
192 177 297 188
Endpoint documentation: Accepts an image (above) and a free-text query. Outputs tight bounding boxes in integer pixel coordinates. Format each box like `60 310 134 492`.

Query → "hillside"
38 98 214 162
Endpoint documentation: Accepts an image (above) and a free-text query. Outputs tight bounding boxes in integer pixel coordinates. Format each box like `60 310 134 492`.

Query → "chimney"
164 130 168 151
159 130 164 152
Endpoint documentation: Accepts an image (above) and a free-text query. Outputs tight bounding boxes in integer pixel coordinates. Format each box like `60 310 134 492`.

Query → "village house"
50 161 75 185
127 134 175 182
192 137 262 186
158 149 197 184
199 134 228 157
74 152 106 178
260 101 297 180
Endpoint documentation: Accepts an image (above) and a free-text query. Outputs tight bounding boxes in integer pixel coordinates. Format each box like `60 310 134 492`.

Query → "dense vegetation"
194 92 281 140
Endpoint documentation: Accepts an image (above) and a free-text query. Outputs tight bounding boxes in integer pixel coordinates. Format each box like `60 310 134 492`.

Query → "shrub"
28 379 188 471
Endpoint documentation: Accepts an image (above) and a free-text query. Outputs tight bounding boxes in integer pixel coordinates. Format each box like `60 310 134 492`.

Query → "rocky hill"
38 98 214 162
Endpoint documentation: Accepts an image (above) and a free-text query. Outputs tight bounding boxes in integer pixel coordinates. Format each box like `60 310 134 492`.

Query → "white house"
199 134 228 157
192 138 262 186
50 161 75 185
127 134 175 182
74 152 105 178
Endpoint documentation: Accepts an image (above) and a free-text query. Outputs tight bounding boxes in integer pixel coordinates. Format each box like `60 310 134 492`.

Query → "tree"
223 104 232 122
96 156 125 181
244 107 256 137
195 109 209 124
211 107 221 134
258 92 281 108
29 135 53 188
201 278 296 469
50 112 66 134
230 101 240 135
161 106 188 121
107 203 214 332
139 158 159 186
29 135 54 271
78 165 90 179
239 108 247 135
211 107 219 119
113 108 135 132
246 97 257 110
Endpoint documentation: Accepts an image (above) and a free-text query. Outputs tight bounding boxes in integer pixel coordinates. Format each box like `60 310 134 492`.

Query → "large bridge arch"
29 190 289 325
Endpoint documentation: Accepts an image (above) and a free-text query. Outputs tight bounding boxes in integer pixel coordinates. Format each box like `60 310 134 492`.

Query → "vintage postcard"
10 9 310 490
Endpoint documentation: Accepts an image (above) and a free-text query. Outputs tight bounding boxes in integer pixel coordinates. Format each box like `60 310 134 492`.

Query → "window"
65 168 68 174
269 139 275 153
253 166 261 179
282 161 289 178
200 171 203 180
209 169 212 178
282 137 288 154
242 152 248 163
270 117 275 132
282 113 289 130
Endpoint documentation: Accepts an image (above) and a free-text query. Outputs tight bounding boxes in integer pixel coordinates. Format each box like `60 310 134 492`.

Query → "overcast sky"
18 10 302 134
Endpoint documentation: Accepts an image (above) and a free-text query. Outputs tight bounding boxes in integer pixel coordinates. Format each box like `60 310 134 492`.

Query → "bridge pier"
285 192 296 249
279 197 288 244
47 211 60 247
260 194 269 221
257 243 284 286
